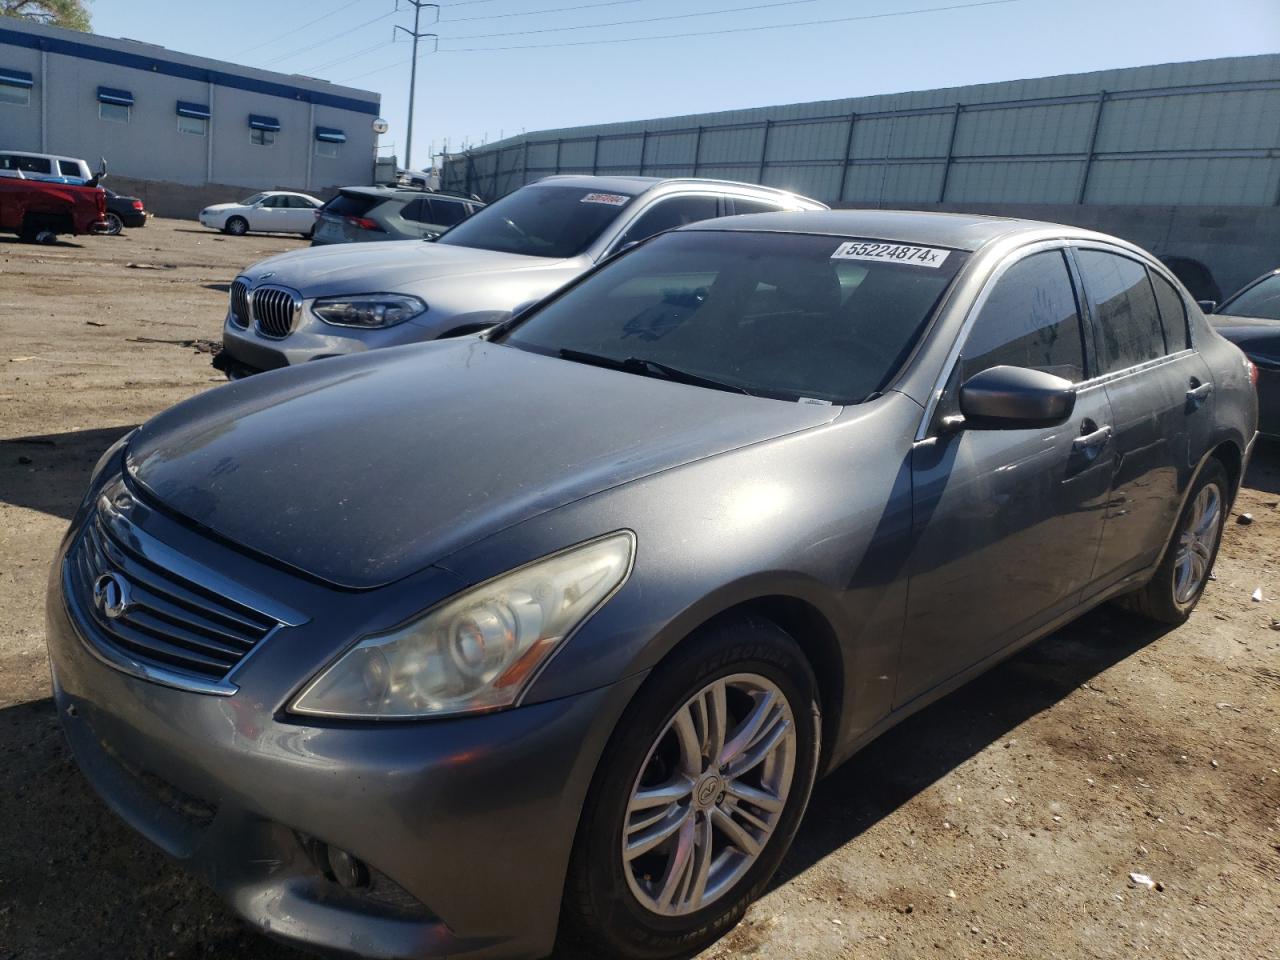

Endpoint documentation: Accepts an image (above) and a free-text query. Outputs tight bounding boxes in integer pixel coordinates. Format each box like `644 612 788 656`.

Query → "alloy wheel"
1174 482 1222 605
104 212 123 236
622 673 797 917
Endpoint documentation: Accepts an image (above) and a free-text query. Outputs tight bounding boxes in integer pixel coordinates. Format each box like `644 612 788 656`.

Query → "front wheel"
224 216 249 236
563 615 820 959
1118 458 1228 624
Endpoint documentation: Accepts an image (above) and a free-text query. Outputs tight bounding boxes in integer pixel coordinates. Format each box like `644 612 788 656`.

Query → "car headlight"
311 294 426 328
289 532 635 720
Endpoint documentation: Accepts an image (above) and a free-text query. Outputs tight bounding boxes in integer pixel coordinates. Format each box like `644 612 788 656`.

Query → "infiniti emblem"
92 572 132 620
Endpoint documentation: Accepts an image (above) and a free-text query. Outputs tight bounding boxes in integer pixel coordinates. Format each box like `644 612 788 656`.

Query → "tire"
563 614 821 959
224 216 249 236
1117 458 1228 624
103 212 124 236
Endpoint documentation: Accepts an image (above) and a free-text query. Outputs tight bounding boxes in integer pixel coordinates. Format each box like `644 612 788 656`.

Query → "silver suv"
215 176 827 378
312 187 482 246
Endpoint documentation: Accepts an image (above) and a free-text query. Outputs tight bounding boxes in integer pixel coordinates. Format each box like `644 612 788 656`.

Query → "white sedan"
198 191 323 237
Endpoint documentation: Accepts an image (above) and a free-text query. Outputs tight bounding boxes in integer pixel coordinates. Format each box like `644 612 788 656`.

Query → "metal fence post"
1077 90 1107 204
938 103 962 203
520 140 528 187
836 112 857 205
492 146 502 199
554 139 562 175
591 135 600 175
756 120 773 184
692 125 703 176
639 130 649 175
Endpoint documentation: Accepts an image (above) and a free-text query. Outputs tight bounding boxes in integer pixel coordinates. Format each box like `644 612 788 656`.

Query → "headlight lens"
311 294 426 328
290 532 634 719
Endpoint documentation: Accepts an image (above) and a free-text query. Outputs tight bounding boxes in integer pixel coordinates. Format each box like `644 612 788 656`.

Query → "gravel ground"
1 219 1277 960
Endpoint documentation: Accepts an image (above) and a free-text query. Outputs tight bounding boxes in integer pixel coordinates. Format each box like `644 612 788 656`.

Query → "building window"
251 127 276 146
315 139 339 158
0 82 29 106
100 101 130 123
179 114 208 136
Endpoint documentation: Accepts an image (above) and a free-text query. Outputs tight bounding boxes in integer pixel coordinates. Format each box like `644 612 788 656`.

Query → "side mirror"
958 365 1076 428
1197 299 1217 314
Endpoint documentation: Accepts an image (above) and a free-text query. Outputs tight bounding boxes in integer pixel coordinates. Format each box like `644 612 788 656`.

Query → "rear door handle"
1186 382 1213 403
1072 424 1113 452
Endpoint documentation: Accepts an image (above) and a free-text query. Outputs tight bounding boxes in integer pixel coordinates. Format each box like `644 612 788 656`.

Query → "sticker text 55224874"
831 241 951 267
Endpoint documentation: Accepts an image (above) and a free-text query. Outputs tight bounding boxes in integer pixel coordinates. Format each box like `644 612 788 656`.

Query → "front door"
1072 247 1216 591
897 246 1115 707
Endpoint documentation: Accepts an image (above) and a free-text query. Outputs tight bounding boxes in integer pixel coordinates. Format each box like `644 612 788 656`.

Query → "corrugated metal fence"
441 55 1280 208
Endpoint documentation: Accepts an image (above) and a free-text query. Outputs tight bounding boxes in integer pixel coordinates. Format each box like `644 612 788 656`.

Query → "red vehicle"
0 176 109 243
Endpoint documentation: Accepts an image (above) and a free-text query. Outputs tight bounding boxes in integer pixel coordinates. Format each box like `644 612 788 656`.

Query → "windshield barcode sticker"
581 192 631 206
831 241 950 267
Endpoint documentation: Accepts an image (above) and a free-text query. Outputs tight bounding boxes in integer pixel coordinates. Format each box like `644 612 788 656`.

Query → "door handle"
1186 381 1213 406
1072 424 1113 452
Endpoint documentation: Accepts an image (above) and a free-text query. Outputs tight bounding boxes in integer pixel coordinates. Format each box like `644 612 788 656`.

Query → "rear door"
899 245 1115 705
1071 245 1216 592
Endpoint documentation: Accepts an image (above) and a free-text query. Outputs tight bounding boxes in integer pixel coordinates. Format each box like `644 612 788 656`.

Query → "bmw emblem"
258 272 275 281
92 572 132 620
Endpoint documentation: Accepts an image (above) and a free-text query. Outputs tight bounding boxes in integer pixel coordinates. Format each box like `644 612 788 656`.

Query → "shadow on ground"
0 236 84 248
1 425 137 522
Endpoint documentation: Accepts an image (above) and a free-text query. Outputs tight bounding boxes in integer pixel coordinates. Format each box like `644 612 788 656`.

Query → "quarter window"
731 198 785 216
1076 250 1166 373
961 250 1086 383
99 101 129 123
616 195 720 248
1149 271 1190 350
57 160 81 177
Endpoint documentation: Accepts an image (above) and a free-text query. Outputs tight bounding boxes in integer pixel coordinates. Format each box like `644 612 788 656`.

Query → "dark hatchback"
1208 267 1280 436
48 211 1256 960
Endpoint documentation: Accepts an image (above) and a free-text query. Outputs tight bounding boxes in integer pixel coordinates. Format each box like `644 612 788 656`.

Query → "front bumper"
220 309 433 375
47 532 642 959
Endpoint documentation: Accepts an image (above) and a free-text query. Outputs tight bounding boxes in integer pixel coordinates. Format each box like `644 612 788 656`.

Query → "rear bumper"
47 545 642 959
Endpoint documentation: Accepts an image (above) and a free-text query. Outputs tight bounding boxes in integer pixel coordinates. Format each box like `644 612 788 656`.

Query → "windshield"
1219 274 1280 321
436 184 637 258
499 230 967 404
239 193 267 206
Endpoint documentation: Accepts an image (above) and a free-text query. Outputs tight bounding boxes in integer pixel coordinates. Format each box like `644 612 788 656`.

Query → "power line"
311 39 392 74
442 0 645 24
240 0 367 56
262 8 400 66
439 0 1027 52
446 0 829 40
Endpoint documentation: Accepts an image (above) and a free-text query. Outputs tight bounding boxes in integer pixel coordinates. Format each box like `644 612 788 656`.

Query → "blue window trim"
0 26 379 116
315 126 346 143
176 100 211 119
249 114 281 131
0 67 33 87
97 85 134 105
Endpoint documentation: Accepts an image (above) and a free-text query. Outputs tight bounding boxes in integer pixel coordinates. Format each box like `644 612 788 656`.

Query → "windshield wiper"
557 348 753 396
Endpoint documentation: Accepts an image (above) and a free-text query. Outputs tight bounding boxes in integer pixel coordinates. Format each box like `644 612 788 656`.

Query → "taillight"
1247 357 1258 387
346 216 383 232
131 199 144 210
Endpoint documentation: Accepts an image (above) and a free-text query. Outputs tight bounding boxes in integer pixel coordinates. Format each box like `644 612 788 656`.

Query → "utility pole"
395 2 438 170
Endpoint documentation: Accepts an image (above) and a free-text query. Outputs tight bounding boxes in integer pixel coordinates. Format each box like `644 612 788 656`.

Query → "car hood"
239 240 568 297
125 340 838 589
202 203 242 213
1211 314 1280 365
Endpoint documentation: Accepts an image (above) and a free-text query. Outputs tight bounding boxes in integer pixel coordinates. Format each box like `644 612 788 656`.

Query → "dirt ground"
0 219 1277 960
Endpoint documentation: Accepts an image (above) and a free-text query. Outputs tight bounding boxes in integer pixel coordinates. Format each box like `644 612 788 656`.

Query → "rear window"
323 192 380 218
1219 274 1280 321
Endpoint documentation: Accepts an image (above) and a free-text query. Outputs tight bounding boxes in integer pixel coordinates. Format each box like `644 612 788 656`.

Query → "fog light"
326 845 370 889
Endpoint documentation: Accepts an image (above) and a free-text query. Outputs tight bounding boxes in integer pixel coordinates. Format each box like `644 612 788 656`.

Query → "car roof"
682 208 1096 252
533 174 817 205
339 185 477 202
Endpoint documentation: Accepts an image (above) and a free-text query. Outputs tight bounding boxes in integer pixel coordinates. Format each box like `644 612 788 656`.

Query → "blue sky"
91 0 1280 169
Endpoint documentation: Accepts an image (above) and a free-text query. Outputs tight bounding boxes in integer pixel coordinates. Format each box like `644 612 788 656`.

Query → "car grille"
250 285 300 339
66 501 279 684
229 279 250 328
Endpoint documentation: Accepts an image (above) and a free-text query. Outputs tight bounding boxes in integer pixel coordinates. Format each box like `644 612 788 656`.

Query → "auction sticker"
581 192 631 206
831 241 950 267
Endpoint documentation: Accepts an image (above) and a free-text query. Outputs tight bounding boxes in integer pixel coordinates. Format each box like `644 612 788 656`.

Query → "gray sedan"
214 174 826 378
49 211 1255 960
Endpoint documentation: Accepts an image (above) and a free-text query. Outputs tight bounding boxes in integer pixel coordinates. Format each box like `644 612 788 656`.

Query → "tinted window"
1076 250 1166 373
1219 274 1280 321
501 231 966 404
731 198 785 216
428 198 469 227
401 198 430 222
57 160 81 176
617 196 719 247
962 250 1085 383
324 193 379 218
1150 271 1190 348
2 155 51 174
437 184 638 258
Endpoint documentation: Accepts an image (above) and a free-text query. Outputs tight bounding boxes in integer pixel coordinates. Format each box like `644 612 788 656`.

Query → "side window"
960 250 1087 384
401 199 429 222
731 197 785 216
428 199 468 227
260 196 282 208
1075 249 1166 372
13 155 51 174
1150 270 1190 350
57 160 81 177
617 195 719 248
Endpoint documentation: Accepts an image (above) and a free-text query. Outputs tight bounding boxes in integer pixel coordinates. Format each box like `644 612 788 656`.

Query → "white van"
0 151 93 184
